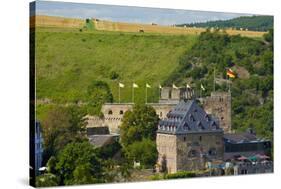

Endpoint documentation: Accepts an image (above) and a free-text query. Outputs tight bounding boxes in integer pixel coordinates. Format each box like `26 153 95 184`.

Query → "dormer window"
212 122 217 129
119 110 124 115
197 121 204 130
108 110 113 115
205 114 210 121
183 123 189 130
189 114 195 121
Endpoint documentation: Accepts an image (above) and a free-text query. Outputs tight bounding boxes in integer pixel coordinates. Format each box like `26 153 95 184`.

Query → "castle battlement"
86 88 231 134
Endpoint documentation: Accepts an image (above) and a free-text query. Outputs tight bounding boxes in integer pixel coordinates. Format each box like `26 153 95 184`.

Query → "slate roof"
88 134 119 148
158 100 222 134
223 133 268 144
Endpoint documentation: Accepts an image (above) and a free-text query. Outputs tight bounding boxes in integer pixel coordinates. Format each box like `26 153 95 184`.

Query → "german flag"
226 69 236 78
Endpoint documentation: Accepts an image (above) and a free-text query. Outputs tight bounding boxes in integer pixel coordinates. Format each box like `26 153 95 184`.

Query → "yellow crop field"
30 15 84 28
93 19 205 35
93 19 266 37
30 15 266 38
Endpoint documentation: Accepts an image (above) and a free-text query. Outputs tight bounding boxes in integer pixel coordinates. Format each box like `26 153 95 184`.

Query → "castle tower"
156 100 224 173
202 92 231 133
159 87 194 104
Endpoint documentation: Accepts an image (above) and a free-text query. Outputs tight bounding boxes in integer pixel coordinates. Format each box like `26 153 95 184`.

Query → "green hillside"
165 29 273 139
35 27 197 112
178 16 273 31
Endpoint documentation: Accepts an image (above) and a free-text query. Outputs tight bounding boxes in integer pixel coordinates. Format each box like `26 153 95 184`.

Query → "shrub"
164 171 196 179
109 71 119 80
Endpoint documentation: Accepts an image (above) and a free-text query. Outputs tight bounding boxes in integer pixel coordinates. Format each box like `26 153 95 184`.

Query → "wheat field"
31 15 266 38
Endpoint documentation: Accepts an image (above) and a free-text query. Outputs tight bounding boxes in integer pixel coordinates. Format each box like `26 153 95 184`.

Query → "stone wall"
101 103 133 133
159 87 194 104
176 132 224 172
85 115 106 127
101 103 176 133
156 133 177 173
157 131 224 173
203 92 231 133
87 91 231 134
149 103 176 120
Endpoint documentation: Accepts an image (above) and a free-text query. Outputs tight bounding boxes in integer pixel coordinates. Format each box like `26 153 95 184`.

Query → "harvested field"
93 19 266 37
30 15 84 28
30 15 266 38
93 19 204 35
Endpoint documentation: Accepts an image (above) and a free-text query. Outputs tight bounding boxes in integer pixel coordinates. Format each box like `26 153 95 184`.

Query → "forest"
178 16 273 31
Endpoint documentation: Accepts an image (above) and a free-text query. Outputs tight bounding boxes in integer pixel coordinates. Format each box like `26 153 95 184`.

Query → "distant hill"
178 16 273 31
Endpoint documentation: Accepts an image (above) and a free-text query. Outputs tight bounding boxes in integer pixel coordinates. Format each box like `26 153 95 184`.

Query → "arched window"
119 110 124 115
108 110 113 115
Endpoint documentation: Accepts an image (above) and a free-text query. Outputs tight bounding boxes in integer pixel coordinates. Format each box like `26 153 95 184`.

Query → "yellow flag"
119 83 125 88
173 84 178 89
201 84 205 91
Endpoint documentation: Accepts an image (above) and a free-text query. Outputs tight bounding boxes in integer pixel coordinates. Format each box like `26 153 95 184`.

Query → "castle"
86 87 273 175
87 87 232 135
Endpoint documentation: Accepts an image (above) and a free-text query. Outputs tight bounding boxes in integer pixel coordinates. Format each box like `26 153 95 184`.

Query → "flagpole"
228 77 231 93
213 68 216 92
228 76 230 93
132 85 134 103
146 86 148 104
159 86 161 102
119 85 121 103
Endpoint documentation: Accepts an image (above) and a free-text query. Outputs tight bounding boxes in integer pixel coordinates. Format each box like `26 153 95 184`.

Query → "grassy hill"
178 16 273 31
35 27 197 105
